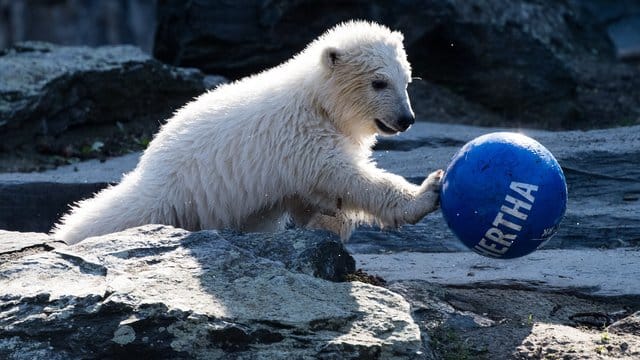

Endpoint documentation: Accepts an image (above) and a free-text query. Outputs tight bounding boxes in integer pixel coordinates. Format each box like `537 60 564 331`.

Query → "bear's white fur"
53 20 443 244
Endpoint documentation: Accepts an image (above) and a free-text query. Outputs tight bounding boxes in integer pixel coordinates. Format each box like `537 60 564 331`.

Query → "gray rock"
409 1 580 128
218 229 356 282
0 229 50 252
0 152 140 185
579 0 640 60
0 230 63 256
153 0 640 129
0 41 206 151
0 225 424 359
389 280 640 360
609 311 640 335
355 247 640 297
579 0 640 25
405 0 639 129
0 337 71 360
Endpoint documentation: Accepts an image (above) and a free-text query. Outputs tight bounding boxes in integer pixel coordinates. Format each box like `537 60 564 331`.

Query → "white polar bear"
53 20 443 244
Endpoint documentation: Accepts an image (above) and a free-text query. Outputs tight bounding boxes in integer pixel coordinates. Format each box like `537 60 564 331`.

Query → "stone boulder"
0 42 225 172
0 226 425 359
153 0 640 129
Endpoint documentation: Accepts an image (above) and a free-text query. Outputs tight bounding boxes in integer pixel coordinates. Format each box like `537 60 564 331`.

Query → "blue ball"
440 132 567 259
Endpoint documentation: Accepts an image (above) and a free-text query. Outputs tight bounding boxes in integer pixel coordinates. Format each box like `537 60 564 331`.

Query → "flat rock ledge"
0 226 424 359
357 251 640 359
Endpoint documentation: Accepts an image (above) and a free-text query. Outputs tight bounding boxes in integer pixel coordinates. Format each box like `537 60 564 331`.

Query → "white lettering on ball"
476 181 538 257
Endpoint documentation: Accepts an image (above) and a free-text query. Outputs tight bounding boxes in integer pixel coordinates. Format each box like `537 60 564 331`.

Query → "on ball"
440 132 568 259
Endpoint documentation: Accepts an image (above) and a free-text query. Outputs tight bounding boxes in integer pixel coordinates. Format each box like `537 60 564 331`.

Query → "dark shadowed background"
1 0 639 134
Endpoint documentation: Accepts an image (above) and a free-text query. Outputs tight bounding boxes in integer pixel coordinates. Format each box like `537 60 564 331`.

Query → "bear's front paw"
423 169 444 193
400 169 443 224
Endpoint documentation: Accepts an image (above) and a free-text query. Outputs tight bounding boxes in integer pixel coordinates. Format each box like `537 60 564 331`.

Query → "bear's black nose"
397 113 415 131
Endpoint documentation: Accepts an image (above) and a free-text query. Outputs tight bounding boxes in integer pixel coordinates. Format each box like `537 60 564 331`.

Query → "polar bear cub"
53 20 443 244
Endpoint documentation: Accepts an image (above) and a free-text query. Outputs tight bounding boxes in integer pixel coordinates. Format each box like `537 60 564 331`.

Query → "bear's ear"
322 46 341 70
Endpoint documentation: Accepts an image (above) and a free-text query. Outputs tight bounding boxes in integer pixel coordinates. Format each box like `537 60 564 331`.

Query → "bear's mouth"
374 119 400 135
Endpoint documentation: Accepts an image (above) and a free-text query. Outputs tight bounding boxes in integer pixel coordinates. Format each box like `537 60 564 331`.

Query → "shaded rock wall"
0 181 108 234
154 0 640 129
0 0 156 53
581 0 640 60
2 1 638 132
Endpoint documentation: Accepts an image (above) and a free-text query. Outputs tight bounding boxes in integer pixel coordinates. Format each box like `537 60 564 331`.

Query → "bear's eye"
371 80 388 90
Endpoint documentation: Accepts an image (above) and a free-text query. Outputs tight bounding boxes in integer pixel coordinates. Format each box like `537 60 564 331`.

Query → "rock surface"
2 227 639 359
153 0 640 129
0 226 424 359
0 42 222 172
354 248 640 297
390 280 640 359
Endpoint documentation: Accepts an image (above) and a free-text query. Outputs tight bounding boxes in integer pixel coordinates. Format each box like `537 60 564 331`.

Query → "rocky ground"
393 281 640 359
1 227 639 359
360 249 640 359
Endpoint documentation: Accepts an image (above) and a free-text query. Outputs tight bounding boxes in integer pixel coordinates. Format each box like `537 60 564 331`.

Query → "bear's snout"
396 113 415 132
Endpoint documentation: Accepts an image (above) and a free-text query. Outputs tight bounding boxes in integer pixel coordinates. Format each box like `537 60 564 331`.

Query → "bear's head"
317 21 415 142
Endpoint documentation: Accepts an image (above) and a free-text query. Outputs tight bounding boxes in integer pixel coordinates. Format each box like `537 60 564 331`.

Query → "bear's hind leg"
240 205 289 233
306 212 354 240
